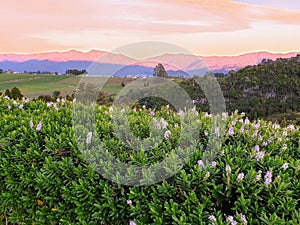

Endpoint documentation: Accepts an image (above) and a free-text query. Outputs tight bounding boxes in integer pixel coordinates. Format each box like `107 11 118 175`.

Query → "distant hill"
179 54 300 124
0 50 298 75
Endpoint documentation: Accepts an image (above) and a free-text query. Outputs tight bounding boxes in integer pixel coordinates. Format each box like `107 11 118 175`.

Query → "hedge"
0 96 299 224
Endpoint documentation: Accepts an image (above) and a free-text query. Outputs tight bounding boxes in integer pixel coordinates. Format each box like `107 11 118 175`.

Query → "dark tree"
96 91 114 106
66 69 86 75
4 89 12 98
4 87 23 100
153 63 168 78
37 95 55 102
52 91 61 98
10 87 24 100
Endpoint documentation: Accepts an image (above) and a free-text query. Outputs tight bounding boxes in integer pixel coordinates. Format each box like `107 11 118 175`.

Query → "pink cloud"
0 0 299 54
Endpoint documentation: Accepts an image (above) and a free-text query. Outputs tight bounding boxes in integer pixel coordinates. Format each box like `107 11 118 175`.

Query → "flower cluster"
30 120 42 131
264 170 273 186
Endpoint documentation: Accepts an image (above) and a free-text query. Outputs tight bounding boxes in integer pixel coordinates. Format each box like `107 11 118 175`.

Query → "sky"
0 0 300 56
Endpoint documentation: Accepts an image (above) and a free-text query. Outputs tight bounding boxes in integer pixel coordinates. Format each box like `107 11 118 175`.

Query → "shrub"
37 95 55 102
0 97 299 224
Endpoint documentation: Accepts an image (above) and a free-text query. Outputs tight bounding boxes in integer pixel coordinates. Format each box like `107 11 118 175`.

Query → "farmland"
0 74 135 98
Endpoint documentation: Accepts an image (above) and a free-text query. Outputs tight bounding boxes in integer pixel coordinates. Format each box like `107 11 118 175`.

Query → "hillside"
180 54 300 124
0 50 298 74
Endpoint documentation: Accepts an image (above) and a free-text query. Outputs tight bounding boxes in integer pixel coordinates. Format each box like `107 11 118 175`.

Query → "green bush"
0 97 299 224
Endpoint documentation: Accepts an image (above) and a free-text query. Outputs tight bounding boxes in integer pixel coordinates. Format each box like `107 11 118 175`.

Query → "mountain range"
0 50 298 76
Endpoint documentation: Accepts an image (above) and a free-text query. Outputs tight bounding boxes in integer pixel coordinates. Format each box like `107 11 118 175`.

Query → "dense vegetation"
178 55 300 125
65 69 87 76
0 96 299 224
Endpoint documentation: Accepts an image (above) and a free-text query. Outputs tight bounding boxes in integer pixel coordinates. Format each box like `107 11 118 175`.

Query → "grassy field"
0 74 135 98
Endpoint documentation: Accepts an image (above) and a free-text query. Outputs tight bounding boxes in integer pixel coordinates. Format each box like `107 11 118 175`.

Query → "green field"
0 74 135 98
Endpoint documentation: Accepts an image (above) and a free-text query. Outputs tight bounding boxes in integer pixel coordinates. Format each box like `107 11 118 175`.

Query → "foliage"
153 63 168 78
3 87 23 100
0 97 299 224
37 94 56 102
178 55 300 125
52 91 61 98
65 69 87 76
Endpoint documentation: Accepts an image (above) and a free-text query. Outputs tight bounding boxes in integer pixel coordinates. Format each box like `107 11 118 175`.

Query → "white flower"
7 105 12 110
164 130 171 139
244 118 250 125
237 172 244 182
19 104 24 109
36 121 42 131
228 127 234 136
239 125 244 134
227 216 237 225
282 144 287 151
255 151 265 161
240 214 247 225
160 118 168 129
127 200 132 205
86 132 93 144
211 161 217 168
204 171 210 180
256 170 262 181
197 160 204 168
222 112 228 118
209 215 217 223
220 150 225 156
264 170 272 186
231 119 236 126
30 120 34 129
252 130 258 137
282 163 289 170
226 165 231 176
177 110 185 120
215 127 220 136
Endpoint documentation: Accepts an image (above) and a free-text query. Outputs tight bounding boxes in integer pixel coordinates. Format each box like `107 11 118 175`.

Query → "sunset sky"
1 0 300 56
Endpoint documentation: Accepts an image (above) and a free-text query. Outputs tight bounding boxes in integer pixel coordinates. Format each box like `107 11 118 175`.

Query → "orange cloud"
0 0 299 54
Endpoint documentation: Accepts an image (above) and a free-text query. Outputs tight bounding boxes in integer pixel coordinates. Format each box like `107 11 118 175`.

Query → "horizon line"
0 49 299 58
